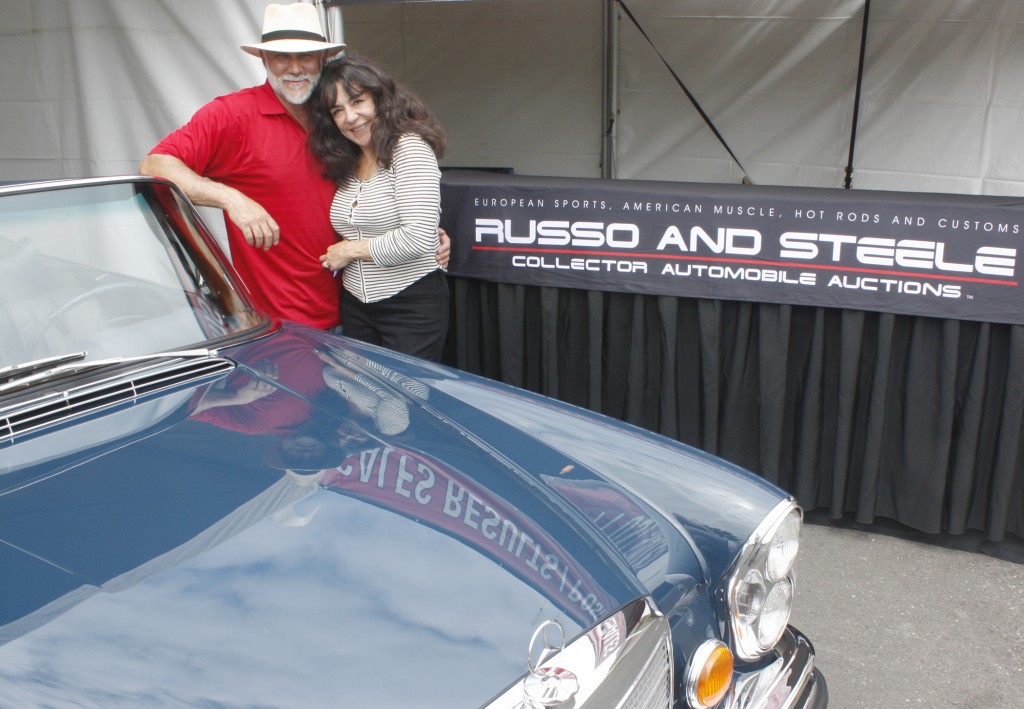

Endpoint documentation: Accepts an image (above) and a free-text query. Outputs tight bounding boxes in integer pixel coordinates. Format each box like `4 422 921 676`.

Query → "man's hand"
140 152 279 250
224 192 281 250
436 228 451 270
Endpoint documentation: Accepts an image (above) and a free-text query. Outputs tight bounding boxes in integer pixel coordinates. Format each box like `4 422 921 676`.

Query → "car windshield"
0 178 268 372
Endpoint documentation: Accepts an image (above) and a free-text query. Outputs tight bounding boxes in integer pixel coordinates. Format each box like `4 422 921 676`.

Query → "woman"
309 54 449 362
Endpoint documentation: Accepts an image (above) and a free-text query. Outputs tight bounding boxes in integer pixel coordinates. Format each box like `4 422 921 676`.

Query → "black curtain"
443 277 1024 561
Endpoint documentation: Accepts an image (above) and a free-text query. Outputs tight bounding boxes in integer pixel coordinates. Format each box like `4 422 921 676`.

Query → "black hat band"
261 29 328 43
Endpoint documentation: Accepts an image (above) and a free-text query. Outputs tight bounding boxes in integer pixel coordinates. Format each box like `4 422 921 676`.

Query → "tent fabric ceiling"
1 0 1023 196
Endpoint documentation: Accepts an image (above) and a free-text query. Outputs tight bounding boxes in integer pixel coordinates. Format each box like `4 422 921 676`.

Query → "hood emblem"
524 620 579 707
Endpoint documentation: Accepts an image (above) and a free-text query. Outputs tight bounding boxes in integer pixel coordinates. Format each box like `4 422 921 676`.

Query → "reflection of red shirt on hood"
189 335 327 436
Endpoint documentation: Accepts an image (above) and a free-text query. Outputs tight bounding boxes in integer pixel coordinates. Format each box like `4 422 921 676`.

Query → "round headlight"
756 578 793 649
765 509 801 582
734 569 766 626
725 500 804 661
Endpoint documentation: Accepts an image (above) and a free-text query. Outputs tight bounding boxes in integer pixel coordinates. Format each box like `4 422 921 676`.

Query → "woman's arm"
369 134 441 266
321 134 441 271
322 236 370 271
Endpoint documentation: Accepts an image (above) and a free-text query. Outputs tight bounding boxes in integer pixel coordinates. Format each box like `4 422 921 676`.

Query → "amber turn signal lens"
688 641 734 708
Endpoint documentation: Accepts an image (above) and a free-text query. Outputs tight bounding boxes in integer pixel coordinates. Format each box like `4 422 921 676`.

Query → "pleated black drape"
443 277 1024 561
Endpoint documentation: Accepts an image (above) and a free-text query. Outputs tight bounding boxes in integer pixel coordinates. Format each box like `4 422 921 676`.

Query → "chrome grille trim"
486 597 673 708
618 633 672 709
0 357 234 443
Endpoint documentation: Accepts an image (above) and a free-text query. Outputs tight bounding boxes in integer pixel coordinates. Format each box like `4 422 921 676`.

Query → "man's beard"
268 71 320 105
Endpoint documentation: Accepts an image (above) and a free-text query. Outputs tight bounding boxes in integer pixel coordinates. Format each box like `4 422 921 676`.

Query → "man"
140 3 447 331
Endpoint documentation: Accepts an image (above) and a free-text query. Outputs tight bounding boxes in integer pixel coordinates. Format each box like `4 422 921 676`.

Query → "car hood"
0 325 787 706
0 330 662 708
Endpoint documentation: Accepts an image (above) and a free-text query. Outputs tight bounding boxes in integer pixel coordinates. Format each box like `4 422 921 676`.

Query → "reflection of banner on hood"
320 446 616 625
543 476 668 576
441 170 1024 325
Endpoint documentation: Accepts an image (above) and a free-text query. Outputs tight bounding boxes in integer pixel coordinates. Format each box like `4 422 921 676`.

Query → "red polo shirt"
150 82 340 329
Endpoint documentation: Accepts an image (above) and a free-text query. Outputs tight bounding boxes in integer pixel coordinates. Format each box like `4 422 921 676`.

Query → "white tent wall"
613 0 867 186
619 0 1024 194
340 0 605 177
853 1 1024 194
1 0 1023 196
344 0 1024 194
0 0 270 180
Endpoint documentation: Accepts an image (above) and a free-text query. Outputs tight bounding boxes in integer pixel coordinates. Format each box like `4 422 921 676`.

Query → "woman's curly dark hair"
307 53 446 185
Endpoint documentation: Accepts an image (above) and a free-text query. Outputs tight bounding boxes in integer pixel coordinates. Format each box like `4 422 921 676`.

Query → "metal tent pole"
602 0 619 179
316 0 346 46
844 0 871 189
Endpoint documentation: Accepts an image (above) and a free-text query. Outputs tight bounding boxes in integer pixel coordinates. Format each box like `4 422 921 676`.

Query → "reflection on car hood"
0 329 659 708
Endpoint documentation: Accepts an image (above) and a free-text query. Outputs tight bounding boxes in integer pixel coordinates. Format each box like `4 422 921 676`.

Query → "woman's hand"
320 238 371 272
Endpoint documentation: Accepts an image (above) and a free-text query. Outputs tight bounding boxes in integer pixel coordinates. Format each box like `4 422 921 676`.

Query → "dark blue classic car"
0 177 827 708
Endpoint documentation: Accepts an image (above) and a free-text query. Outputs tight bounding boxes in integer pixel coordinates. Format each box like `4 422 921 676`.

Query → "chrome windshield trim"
0 352 88 382
0 349 214 394
0 175 161 197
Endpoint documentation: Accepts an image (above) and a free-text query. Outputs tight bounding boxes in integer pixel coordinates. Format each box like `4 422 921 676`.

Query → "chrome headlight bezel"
723 499 802 662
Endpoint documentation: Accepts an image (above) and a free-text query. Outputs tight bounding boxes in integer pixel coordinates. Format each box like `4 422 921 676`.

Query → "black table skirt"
442 277 1024 561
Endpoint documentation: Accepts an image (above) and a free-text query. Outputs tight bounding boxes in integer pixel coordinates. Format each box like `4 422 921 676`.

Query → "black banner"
440 170 1024 325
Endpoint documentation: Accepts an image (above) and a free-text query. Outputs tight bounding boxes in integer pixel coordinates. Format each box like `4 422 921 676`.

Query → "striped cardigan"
328 133 441 303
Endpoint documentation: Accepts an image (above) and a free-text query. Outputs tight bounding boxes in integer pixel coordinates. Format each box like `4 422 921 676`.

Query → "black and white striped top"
322 366 411 435
329 133 441 303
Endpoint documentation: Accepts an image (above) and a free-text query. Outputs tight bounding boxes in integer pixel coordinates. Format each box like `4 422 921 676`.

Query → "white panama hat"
241 3 345 57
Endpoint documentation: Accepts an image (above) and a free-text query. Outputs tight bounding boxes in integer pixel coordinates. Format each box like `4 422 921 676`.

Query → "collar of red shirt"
256 81 289 116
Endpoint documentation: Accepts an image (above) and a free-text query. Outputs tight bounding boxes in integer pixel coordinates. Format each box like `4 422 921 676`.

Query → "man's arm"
140 153 280 250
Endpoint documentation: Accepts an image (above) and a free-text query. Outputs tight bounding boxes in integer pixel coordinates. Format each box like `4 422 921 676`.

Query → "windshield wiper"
0 349 215 394
0 351 88 384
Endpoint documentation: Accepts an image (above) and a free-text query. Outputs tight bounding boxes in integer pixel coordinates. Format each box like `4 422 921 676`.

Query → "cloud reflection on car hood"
0 330 650 707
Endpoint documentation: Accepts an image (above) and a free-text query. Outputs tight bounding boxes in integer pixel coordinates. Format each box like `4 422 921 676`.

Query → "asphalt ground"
790 522 1024 708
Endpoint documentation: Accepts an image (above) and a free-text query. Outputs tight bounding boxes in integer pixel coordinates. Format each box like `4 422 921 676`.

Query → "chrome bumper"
726 626 828 709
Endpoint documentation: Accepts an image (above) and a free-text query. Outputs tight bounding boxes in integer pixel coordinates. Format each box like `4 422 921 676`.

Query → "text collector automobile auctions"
440 171 1024 325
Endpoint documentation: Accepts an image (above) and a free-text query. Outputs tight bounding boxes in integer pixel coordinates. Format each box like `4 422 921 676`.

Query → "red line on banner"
470 245 1018 287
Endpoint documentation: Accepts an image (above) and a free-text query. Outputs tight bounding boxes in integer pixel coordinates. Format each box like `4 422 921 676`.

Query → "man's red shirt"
150 82 340 329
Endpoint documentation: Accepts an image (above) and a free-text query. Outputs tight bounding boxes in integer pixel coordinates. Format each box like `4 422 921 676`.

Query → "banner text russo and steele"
468 195 1021 300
